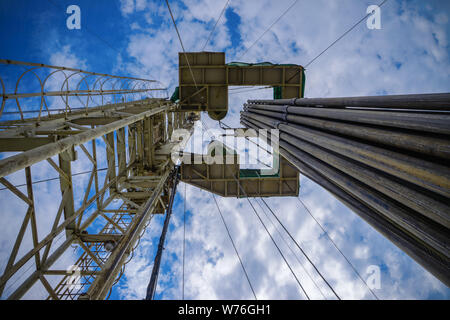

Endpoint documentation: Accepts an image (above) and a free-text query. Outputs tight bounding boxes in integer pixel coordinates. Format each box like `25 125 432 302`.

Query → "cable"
231 0 389 95
212 193 257 300
2 108 88 115
284 180 379 300
240 126 372 299
165 0 198 89
254 198 327 299
220 120 272 156
229 86 272 95
201 0 230 51
3 231 66 297
146 167 180 300
239 0 299 59
203 118 272 168
235 124 356 299
259 197 340 299
303 0 388 69
246 196 309 299
284 0 389 84
224 121 339 299
234 120 377 299
0 167 110 191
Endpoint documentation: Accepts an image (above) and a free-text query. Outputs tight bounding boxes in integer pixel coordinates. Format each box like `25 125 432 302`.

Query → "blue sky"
0 0 449 300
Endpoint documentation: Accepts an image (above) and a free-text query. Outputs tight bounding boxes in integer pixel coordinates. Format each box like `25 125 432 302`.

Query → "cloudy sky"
0 0 449 299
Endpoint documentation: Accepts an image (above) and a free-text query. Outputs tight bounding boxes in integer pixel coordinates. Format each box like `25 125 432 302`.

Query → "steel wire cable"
219 120 342 299
182 182 186 299
259 197 341 299
201 118 257 299
301 0 389 70
45 0 155 78
254 198 328 299
243 196 310 299
212 193 257 299
282 181 380 300
233 0 389 94
239 0 299 59
0 167 110 191
165 0 198 89
234 118 378 299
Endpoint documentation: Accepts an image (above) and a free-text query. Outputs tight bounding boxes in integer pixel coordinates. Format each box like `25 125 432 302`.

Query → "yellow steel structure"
178 52 304 120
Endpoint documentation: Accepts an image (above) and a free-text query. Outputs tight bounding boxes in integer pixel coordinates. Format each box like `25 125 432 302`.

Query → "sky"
0 0 449 300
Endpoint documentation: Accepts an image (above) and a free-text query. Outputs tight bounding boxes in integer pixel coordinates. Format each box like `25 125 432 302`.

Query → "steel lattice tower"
0 59 195 299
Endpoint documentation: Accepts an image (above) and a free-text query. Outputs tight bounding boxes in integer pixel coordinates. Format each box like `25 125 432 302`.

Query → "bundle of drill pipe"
240 93 450 286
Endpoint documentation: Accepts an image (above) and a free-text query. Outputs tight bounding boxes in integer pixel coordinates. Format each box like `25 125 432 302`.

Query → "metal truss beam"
0 74 193 299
